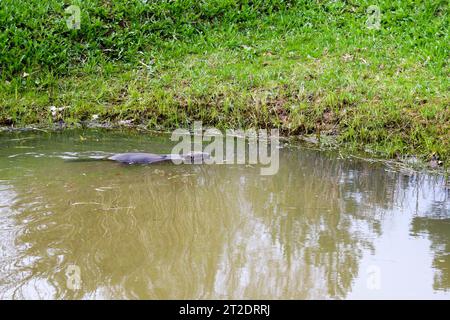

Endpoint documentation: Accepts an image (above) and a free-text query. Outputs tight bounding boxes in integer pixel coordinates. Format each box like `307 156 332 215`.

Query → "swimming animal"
107 152 210 164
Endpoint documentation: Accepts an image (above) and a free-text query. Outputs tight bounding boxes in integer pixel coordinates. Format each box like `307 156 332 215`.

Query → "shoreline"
1 121 448 176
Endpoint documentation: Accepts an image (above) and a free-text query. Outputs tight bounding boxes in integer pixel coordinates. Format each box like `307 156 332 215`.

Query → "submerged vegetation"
0 0 448 165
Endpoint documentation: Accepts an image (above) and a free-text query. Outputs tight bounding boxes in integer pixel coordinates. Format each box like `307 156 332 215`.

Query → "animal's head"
182 152 210 163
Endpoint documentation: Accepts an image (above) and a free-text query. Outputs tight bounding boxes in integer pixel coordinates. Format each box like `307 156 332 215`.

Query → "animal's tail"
62 152 112 162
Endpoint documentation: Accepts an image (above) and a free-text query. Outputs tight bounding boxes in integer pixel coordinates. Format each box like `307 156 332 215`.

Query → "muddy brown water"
0 129 448 299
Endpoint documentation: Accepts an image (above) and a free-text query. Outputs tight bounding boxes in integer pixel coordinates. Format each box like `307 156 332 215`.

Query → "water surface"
0 130 448 299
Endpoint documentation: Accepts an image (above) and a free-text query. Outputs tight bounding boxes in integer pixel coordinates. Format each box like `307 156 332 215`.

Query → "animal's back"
107 153 167 164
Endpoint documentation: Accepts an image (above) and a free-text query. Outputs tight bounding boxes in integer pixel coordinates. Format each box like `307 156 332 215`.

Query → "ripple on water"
0 131 448 299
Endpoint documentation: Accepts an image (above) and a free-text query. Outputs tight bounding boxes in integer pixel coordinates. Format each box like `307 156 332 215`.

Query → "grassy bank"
0 1 448 165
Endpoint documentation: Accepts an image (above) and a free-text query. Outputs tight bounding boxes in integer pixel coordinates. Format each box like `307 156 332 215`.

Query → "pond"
0 129 448 299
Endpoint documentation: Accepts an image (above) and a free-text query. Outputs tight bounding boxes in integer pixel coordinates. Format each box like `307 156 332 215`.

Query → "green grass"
0 0 449 166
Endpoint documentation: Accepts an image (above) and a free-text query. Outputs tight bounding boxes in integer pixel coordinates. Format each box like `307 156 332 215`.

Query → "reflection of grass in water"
411 217 450 291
